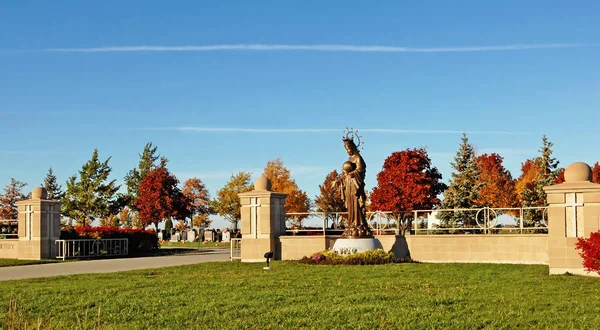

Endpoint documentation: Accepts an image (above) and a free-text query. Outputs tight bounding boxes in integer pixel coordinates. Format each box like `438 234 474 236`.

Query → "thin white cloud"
145 127 527 135
42 43 596 53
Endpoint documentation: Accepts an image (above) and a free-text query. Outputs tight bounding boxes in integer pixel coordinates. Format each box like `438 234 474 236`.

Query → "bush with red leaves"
575 231 600 275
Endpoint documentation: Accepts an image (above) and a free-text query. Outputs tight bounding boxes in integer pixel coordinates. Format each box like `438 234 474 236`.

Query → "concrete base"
332 237 383 255
549 268 600 277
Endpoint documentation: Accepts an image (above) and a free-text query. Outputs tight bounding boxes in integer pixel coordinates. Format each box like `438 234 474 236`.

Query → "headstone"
204 230 214 242
181 231 187 242
222 230 231 243
170 233 180 243
157 231 163 241
188 230 196 242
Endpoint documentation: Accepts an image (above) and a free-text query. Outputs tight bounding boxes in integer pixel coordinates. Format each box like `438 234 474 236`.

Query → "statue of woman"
334 134 372 238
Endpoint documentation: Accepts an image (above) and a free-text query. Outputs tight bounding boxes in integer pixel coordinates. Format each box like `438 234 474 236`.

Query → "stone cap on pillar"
544 162 600 193
31 187 48 199
254 175 272 191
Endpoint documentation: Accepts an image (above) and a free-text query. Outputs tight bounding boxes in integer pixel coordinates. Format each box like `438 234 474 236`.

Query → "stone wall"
0 240 20 259
278 234 549 264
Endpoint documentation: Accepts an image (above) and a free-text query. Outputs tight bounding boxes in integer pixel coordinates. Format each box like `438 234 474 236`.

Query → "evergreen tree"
62 149 121 226
42 167 64 200
164 218 173 238
517 135 560 228
439 133 482 228
124 143 160 209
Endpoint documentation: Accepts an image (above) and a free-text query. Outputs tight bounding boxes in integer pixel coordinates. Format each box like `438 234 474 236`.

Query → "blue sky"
1 1 598 228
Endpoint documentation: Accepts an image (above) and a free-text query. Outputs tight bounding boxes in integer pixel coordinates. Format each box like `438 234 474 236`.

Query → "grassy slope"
0 262 599 329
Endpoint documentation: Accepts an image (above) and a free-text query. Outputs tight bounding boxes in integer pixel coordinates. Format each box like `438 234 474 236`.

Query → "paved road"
0 250 230 282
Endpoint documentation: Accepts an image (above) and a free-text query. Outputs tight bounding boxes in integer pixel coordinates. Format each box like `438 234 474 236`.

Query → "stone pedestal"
544 162 600 276
15 187 61 260
238 175 286 262
332 237 384 255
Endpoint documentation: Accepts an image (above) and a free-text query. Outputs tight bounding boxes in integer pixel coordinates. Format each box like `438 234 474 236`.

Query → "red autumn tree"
134 167 188 233
554 168 565 184
474 153 517 208
593 162 600 184
370 148 447 234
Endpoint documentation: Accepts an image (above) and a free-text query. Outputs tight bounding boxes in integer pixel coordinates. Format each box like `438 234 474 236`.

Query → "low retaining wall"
279 234 549 265
0 240 20 259
406 235 548 264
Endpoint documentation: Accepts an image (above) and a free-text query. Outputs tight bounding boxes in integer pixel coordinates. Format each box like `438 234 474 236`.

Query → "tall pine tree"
42 167 64 200
124 142 160 210
62 149 120 226
439 133 482 228
517 135 560 228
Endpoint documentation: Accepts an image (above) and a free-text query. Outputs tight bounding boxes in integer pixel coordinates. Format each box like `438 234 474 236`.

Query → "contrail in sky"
148 127 527 135
42 43 594 53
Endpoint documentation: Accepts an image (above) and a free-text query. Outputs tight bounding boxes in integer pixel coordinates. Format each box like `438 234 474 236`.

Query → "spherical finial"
564 162 592 182
31 187 48 199
254 175 272 191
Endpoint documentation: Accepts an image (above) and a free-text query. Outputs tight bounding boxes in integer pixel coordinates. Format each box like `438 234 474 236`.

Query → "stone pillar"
544 162 600 276
15 187 61 259
238 175 287 262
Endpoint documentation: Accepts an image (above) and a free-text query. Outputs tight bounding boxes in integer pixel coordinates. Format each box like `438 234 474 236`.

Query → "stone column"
16 187 62 259
238 175 287 262
544 162 600 276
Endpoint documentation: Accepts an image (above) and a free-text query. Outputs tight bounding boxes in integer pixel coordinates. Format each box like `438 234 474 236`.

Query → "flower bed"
299 249 414 265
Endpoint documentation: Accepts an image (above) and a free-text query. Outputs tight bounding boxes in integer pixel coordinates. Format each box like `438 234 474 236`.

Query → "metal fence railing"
0 219 18 239
285 206 549 236
55 238 129 260
230 238 241 260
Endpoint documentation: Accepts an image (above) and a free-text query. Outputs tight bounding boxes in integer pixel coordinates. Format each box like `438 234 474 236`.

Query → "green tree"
164 218 173 238
124 143 160 209
62 149 121 226
439 133 482 229
0 179 28 219
42 167 64 200
212 172 253 231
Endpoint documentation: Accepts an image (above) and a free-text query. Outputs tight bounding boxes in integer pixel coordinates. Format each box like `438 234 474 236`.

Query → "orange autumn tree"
263 158 311 227
515 159 542 206
474 153 516 208
181 178 212 228
314 170 346 227
370 148 446 234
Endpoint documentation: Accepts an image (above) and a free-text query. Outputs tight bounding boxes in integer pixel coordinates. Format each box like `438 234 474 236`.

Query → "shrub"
299 249 414 266
575 231 600 275
60 226 159 253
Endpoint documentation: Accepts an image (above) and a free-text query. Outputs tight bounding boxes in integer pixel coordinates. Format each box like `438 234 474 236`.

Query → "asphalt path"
0 249 230 281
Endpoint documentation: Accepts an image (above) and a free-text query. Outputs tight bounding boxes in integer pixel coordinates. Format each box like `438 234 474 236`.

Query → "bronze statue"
334 128 372 238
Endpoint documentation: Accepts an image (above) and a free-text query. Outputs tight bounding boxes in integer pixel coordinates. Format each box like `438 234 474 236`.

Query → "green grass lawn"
0 262 599 329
